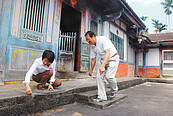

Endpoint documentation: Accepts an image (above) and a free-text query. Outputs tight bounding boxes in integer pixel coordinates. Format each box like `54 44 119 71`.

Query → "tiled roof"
145 32 173 42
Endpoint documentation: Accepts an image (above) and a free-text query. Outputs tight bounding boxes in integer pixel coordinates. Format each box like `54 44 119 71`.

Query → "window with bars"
164 54 167 60
110 32 124 59
23 0 46 33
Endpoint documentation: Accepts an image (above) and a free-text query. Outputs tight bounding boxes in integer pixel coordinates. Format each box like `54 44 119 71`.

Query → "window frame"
110 31 124 60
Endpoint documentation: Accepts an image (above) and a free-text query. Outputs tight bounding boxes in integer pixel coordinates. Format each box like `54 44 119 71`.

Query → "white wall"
121 21 127 31
124 33 127 61
138 50 143 66
128 44 134 63
103 21 109 38
115 19 120 26
110 23 117 33
146 48 159 66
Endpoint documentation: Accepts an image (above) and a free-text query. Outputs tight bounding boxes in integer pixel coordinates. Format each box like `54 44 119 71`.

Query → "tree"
158 24 167 32
161 0 173 31
140 16 148 21
141 28 149 35
152 19 167 33
140 16 149 34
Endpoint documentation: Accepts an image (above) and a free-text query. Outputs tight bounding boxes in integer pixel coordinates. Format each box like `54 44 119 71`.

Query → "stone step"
89 93 127 109
75 89 127 109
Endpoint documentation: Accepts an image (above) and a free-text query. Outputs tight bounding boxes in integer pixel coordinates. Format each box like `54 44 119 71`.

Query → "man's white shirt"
23 57 56 84
90 36 117 59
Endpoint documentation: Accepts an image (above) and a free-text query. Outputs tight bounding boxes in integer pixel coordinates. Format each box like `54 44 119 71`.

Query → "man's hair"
42 50 55 63
85 31 96 38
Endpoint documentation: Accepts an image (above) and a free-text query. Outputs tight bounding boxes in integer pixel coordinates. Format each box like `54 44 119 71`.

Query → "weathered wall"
4 0 60 81
0 0 12 85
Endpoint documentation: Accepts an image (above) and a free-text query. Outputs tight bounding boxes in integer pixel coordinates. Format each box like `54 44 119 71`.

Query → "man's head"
85 31 96 45
42 50 55 66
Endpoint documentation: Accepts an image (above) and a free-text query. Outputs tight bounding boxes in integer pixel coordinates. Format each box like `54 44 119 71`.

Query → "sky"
126 0 173 34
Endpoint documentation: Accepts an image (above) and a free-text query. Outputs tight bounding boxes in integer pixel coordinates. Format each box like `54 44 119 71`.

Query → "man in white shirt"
23 50 62 95
85 31 119 102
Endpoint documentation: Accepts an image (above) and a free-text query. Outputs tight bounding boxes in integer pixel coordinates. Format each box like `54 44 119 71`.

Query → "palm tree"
140 16 148 21
140 16 149 34
161 0 173 31
158 24 167 32
152 19 167 33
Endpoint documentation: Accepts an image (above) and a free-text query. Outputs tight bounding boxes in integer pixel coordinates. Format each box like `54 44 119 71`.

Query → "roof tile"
145 32 173 42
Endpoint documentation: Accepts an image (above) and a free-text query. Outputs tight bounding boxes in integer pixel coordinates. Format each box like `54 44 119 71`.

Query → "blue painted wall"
0 0 60 82
0 0 13 84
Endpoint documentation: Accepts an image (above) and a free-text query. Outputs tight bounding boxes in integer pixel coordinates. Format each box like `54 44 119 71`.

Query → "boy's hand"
48 85 55 91
25 83 32 95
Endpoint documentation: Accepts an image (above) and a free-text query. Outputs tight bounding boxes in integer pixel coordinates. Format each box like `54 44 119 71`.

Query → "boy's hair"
42 50 55 63
85 31 96 38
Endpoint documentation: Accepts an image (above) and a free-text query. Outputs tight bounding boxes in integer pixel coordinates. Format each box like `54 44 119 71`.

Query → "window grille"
110 32 124 59
164 54 167 60
23 0 46 33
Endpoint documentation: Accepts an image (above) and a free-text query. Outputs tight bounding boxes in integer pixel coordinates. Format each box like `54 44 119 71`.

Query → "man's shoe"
108 90 118 99
108 92 116 99
93 98 107 102
37 84 44 90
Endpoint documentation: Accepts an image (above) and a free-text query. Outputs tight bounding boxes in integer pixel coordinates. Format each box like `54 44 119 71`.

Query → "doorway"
58 2 81 72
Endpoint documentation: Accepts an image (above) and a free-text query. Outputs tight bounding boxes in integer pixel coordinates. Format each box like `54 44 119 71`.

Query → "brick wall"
139 68 143 77
128 65 135 77
145 68 160 78
115 63 127 77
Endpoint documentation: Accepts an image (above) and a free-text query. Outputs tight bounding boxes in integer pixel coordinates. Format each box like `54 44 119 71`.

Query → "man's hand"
48 84 55 91
99 66 105 75
99 49 110 75
89 71 92 76
25 83 32 95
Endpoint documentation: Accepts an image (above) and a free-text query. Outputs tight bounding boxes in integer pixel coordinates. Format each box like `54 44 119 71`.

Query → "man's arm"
89 57 96 76
99 49 110 75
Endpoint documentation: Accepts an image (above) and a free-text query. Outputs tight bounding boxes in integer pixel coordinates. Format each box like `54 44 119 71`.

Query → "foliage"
140 16 149 34
161 0 173 15
161 0 173 31
140 16 148 21
141 28 149 35
151 19 167 33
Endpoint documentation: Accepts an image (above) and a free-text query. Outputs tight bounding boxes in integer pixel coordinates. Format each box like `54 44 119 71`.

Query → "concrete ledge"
0 77 150 115
146 78 173 84
0 94 74 116
117 78 146 90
